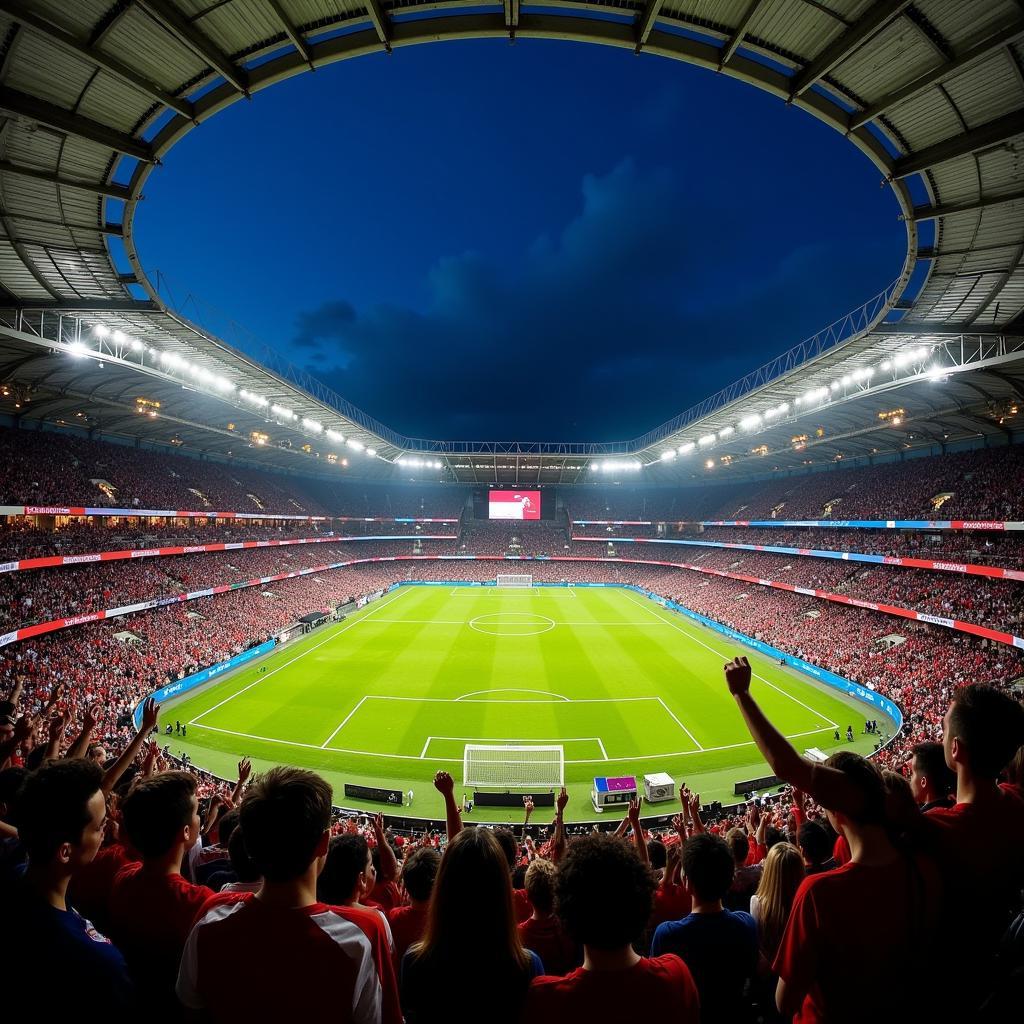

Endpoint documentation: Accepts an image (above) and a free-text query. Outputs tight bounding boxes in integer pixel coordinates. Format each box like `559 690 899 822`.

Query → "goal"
496 574 533 587
463 744 564 788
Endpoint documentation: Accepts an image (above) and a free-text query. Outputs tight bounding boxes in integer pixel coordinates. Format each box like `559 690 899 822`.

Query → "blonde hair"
753 842 804 960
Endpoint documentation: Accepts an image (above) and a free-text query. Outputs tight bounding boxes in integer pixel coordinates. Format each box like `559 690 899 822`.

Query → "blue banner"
133 639 276 727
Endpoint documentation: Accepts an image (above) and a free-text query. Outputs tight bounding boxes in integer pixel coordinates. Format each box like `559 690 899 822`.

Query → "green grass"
162 585 893 822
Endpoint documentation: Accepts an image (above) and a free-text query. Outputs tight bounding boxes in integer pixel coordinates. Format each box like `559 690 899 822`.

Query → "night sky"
135 39 905 443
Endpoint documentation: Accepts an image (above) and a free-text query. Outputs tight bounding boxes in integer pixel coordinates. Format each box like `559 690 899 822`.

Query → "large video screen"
488 490 541 521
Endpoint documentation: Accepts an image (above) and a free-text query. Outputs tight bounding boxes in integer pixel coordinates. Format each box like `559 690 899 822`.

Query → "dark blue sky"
135 39 905 442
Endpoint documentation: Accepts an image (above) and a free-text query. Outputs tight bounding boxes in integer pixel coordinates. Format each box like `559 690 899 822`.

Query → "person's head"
120 771 199 861
318 834 374 904
1007 745 1024 788
523 857 558 917
415 827 530 972
401 846 440 904
15 759 105 874
555 833 655 950
725 827 749 867
681 833 734 904
910 741 956 805
227 824 260 883
797 820 832 867
491 827 519 872
753 842 805 959
821 751 889 841
86 743 107 766
648 839 667 871
944 684 1024 780
239 766 332 883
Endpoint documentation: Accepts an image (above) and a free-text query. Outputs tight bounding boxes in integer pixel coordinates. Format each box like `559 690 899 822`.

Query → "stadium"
1 1 1024 1021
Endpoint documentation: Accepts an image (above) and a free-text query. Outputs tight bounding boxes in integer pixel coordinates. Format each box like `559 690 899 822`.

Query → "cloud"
287 158 896 440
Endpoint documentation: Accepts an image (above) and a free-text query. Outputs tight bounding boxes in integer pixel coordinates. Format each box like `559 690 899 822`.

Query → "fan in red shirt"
518 857 581 977
386 846 439 965
177 766 400 1024
526 832 698 1023
106 771 213 1008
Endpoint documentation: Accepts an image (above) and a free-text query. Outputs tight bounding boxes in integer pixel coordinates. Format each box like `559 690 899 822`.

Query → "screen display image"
488 490 541 521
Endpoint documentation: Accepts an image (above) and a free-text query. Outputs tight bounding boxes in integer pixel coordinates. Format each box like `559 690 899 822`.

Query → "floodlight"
367 448 377 457
719 426 734 438
130 339 143 350
678 442 695 455
660 450 676 461
302 418 323 432
880 360 892 371
111 330 125 343
93 325 109 338
698 434 716 446
68 341 87 357
347 438 365 450
326 429 343 442
705 459 715 469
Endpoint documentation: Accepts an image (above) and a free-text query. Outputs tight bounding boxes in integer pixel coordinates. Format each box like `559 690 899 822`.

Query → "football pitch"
163 585 893 822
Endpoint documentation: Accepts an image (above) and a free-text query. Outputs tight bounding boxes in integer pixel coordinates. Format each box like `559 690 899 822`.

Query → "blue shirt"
651 909 757 1023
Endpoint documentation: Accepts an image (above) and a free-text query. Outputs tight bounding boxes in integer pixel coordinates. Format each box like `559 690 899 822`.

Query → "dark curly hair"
555 833 655 949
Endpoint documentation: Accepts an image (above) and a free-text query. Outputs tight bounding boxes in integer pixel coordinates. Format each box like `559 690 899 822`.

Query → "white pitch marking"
189 588 413 726
421 736 604 759
597 737 608 760
190 722 835 764
320 695 369 749
621 591 839 730
454 688 570 702
655 696 704 751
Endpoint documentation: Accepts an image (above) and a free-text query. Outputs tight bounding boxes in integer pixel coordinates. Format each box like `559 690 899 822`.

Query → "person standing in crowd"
387 846 438 965
518 856 580 977
178 766 399 1024
908 740 956 811
400 827 543 1024
526 833 699 1022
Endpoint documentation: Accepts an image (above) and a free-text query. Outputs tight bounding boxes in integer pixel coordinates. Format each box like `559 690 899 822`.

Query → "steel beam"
364 0 392 51
0 160 132 200
264 0 313 66
635 0 666 52
849 19 1024 130
0 87 153 162
892 110 1024 178
719 0 763 67
911 189 1024 221
790 0 913 98
0 0 194 118
135 0 249 94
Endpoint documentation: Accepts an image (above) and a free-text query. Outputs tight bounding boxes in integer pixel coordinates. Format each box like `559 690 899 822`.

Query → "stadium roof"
0 0 1022 485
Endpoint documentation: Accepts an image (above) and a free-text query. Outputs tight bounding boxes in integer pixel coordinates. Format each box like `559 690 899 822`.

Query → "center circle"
468 612 556 637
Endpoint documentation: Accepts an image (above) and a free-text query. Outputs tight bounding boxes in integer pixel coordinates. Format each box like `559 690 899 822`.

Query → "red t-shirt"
107 864 214 997
68 842 136 932
773 855 941 1023
369 879 402 912
919 784 1024 953
386 902 428 965
525 955 699 1022
650 884 692 931
178 896 384 1024
513 887 532 923
518 915 581 977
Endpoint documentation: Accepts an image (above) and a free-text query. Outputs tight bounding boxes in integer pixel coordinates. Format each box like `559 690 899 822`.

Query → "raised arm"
627 796 649 865
724 656 863 818
372 813 399 883
551 787 568 864
521 797 534 839
102 698 160 795
65 704 98 761
229 758 252 805
42 709 71 762
433 770 462 841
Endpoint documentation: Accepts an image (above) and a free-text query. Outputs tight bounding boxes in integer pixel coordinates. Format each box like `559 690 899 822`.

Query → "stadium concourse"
4 0 1024 1019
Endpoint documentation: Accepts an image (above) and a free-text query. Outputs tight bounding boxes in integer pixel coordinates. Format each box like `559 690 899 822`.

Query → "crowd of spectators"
457 522 569 557
2 655 1021 1020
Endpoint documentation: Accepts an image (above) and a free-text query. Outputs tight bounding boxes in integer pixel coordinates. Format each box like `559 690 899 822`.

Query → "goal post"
496 574 533 587
463 744 564 789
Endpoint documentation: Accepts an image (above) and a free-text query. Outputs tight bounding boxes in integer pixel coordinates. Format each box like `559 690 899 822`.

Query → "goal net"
496 574 533 587
463 744 564 788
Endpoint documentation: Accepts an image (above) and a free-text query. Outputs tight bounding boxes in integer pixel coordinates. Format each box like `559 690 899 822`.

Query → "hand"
747 802 761 831
671 813 686 836
13 715 33 742
665 843 681 875
524 797 535 818
145 739 159 759
236 757 252 785
724 656 752 696
687 791 701 819
372 812 385 835
556 787 568 814
82 704 98 734
433 771 455 797
140 697 160 734
627 796 641 827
